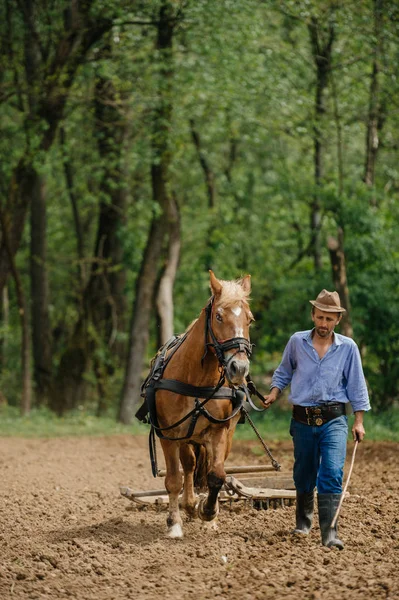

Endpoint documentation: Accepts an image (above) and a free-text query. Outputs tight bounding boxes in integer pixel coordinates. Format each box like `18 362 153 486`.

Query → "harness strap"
154 378 236 399
141 333 188 394
148 374 226 436
196 389 246 424
149 426 158 477
148 374 247 443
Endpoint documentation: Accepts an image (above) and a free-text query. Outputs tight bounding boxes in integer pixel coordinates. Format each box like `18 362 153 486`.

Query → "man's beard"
316 328 330 338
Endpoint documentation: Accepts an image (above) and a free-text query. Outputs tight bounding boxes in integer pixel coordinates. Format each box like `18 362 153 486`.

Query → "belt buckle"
314 407 323 426
305 407 314 426
306 406 323 426
313 407 323 426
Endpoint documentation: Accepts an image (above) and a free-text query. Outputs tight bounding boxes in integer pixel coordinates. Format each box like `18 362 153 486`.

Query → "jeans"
289 415 348 494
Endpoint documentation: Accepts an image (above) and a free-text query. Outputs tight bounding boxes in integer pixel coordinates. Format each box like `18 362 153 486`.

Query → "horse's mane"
185 318 198 333
216 279 251 309
184 279 250 333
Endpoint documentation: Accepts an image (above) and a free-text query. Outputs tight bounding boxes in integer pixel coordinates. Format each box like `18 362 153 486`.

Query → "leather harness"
136 298 265 446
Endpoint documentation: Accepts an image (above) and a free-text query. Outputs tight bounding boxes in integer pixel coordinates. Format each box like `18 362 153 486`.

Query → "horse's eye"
215 313 223 323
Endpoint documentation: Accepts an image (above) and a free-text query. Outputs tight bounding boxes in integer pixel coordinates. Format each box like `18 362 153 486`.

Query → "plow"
120 462 296 511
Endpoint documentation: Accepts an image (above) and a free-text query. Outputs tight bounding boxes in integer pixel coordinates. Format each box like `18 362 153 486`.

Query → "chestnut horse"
149 271 254 538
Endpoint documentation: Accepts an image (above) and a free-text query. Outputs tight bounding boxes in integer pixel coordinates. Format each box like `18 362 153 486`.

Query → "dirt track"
0 434 398 600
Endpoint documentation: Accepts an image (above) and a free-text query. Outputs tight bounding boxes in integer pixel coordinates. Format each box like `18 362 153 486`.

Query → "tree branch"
118 20 158 26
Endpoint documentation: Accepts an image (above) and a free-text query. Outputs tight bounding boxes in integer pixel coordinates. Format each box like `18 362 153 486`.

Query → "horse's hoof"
197 496 219 522
183 504 198 520
201 519 219 532
167 523 183 539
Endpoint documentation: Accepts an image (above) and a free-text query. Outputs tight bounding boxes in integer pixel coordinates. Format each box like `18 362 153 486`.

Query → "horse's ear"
209 270 223 296
240 274 251 293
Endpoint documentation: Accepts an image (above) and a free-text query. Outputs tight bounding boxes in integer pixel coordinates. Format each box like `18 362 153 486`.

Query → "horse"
143 270 254 538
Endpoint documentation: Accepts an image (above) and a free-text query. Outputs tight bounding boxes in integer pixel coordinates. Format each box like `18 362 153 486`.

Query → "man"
263 289 370 550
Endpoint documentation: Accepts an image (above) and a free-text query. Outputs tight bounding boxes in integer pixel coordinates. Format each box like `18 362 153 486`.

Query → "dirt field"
0 434 398 600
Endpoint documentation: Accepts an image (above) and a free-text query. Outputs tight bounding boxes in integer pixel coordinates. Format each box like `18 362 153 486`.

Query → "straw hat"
309 289 346 313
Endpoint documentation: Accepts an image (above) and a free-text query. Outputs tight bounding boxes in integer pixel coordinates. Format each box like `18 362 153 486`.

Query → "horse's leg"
179 443 197 519
160 438 183 538
198 426 228 522
225 425 236 459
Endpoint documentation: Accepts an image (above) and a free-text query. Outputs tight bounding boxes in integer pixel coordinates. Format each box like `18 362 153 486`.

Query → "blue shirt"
271 330 370 413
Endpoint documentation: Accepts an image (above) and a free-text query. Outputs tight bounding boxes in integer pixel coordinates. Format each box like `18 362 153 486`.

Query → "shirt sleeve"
271 336 296 391
344 343 371 412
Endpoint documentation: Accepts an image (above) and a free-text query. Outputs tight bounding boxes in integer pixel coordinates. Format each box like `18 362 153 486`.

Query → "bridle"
202 298 253 371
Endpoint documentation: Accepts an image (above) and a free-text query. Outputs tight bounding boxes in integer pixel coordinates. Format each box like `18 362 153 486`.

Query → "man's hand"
352 410 365 442
262 387 280 409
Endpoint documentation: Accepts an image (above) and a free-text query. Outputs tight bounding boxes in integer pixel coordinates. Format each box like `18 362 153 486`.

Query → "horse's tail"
193 443 209 492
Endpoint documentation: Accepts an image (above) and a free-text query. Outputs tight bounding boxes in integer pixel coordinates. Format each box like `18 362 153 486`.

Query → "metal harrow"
120 464 296 510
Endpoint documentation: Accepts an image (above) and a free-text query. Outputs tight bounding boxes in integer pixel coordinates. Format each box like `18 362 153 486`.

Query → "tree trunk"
327 231 353 338
18 285 31 416
0 161 36 295
119 216 168 423
329 69 353 336
91 50 128 349
308 16 335 272
189 118 218 270
51 322 89 415
30 173 52 404
119 1 176 424
0 286 9 380
156 193 181 345
60 126 86 285
364 0 384 199
0 208 31 415
85 43 129 415
189 119 216 209
91 198 127 347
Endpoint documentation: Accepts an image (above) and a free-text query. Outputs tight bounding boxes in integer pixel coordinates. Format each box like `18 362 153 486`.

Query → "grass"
0 405 146 438
0 404 398 442
361 408 399 442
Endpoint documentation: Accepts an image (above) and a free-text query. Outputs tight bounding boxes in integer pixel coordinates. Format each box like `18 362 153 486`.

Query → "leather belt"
293 403 346 427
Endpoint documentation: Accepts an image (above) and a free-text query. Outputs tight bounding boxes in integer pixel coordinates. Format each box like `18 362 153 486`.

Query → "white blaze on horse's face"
231 306 244 338
213 302 251 385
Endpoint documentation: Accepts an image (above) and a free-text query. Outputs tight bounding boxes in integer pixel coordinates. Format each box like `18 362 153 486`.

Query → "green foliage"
1 0 399 417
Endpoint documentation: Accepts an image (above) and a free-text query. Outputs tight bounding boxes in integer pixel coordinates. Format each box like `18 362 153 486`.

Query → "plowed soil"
0 435 398 600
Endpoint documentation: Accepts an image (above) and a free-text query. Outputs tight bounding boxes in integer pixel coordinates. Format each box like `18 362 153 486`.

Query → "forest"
0 0 398 424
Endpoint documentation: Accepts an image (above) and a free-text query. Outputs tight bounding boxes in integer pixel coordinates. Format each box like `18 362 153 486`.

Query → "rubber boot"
318 493 344 550
292 491 314 534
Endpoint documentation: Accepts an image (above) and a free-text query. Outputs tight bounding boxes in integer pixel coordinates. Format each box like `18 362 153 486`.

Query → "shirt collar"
333 332 343 346
303 330 313 344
